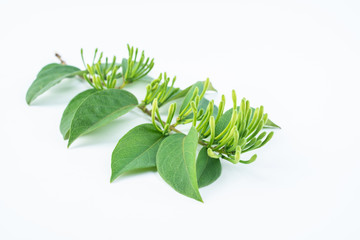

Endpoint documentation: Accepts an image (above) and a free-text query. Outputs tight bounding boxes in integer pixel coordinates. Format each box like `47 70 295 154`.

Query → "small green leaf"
60 89 98 140
111 124 166 182
156 127 203 202
26 63 82 104
68 89 138 147
166 85 192 102
207 81 217 92
168 80 217 106
263 118 281 129
196 147 222 188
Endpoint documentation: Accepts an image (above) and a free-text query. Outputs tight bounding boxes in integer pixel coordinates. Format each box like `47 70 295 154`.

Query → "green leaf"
196 147 222 188
156 127 203 202
68 89 138 147
111 124 166 182
26 63 82 104
263 118 281 129
215 107 280 135
167 80 217 105
166 85 192 102
207 81 217 92
179 81 205 113
60 89 98 140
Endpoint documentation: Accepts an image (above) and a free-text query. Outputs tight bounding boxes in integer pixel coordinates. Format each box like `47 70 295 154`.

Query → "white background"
1 0 359 239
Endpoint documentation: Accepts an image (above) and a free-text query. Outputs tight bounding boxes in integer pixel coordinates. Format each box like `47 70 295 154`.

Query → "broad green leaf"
196 147 222 188
26 63 82 104
60 89 98 140
215 107 280 135
68 89 138 147
111 124 166 182
156 127 203 202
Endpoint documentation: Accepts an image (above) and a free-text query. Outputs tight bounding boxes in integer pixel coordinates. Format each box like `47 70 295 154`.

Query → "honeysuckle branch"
137 104 232 157
27 45 279 202
55 50 273 164
55 53 66 65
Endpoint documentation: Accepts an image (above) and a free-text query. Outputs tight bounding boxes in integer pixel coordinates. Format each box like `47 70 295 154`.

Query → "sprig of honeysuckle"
26 44 280 202
143 78 274 165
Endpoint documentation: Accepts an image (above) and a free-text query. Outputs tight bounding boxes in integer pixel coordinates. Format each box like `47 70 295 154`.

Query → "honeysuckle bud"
234 146 241 163
259 131 274 148
232 90 237 110
151 98 162 132
247 120 265 141
227 129 239 152
190 101 197 127
179 87 199 118
239 154 257 164
215 94 226 123
207 148 220 159
166 103 177 125
199 78 210 99
208 116 216 147
215 109 237 140
240 98 246 115
257 132 267 140
197 109 204 119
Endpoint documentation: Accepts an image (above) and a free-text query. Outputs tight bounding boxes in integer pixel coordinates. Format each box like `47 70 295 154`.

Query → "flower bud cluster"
143 73 178 106
191 90 274 164
81 48 120 90
123 44 154 83
151 98 177 135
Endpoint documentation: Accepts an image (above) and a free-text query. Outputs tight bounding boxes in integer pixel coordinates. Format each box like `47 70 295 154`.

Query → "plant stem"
138 105 182 134
55 53 66 65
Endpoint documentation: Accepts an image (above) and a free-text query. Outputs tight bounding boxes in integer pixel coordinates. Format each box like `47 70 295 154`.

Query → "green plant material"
122 44 154 83
156 127 202 202
196 147 222 188
167 80 217 103
179 80 208 114
26 63 82 104
26 44 280 202
263 118 281 129
142 73 179 106
68 89 138 147
60 89 98 139
81 49 121 90
215 107 280 136
111 124 166 182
